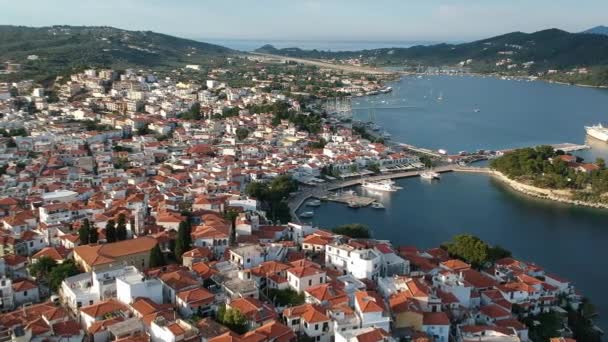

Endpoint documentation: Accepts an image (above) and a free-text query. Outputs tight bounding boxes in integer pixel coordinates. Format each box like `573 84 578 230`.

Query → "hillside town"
0 64 590 342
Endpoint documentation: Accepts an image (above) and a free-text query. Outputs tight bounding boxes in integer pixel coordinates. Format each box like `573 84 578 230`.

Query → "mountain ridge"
583 25 608 36
255 28 608 72
0 25 234 81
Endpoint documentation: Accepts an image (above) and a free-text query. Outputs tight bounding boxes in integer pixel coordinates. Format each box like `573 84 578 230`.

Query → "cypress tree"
78 219 90 245
106 219 117 243
116 214 128 241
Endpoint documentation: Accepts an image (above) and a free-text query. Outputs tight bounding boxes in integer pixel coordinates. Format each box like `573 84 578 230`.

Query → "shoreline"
291 168 608 222
390 70 608 90
489 170 608 210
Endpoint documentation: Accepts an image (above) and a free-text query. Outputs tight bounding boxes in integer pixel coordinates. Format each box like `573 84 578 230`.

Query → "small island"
490 145 608 208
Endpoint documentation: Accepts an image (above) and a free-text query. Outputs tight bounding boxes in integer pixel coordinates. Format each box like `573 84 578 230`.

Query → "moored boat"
306 199 321 207
299 211 314 218
585 123 608 142
421 171 441 180
362 179 401 192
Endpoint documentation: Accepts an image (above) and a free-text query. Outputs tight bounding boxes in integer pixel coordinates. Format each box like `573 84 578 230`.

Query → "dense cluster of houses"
0 66 585 342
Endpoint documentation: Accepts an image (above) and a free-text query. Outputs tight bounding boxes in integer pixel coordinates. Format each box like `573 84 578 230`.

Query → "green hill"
256 29 608 73
0 25 234 82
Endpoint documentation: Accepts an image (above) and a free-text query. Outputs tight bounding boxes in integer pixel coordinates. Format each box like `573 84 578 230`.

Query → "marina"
305 74 608 331
320 190 377 208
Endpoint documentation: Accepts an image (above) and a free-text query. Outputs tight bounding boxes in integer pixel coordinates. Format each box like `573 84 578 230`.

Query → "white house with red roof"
176 287 215 318
422 312 450 342
354 290 391 333
287 266 326 293
283 304 332 342
12 278 39 306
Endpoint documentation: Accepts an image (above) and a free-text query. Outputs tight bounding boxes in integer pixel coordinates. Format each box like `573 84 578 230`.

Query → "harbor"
292 73 608 332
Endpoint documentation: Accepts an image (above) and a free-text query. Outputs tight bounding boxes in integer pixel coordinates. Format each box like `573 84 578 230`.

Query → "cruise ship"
585 124 608 142
362 179 401 192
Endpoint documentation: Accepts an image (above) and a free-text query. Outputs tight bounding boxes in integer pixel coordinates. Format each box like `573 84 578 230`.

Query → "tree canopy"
443 234 512 268
48 260 81 292
105 219 117 243
116 214 128 241
28 256 57 280
216 305 248 334
149 244 165 268
174 220 192 261
491 146 608 202
332 224 371 239
245 175 297 223
268 288 305 307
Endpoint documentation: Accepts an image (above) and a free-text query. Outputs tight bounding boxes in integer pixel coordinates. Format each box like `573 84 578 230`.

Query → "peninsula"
490 145 608 208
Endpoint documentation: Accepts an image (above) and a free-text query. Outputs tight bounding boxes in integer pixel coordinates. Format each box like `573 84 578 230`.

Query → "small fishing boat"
371 202 385 209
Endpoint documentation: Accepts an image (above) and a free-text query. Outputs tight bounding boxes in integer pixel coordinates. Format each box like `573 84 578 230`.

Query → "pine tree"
116 214 128 241
78 219 90 245
106 219 117 243
149 244 165 268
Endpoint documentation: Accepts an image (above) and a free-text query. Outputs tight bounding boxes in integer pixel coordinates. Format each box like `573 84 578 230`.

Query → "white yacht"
421 171 441 180
362 179 401 192
585 124 608 142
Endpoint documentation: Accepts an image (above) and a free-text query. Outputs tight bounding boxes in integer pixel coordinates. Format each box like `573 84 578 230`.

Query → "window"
315 324 319 330
308 280 312 286
23 291 27 296
319 277 323 283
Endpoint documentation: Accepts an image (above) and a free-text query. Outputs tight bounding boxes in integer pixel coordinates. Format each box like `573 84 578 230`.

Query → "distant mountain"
583 25 608 36
0 25 234 81
256 29 608 71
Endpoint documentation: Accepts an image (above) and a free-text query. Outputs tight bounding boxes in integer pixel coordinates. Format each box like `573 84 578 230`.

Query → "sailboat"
437 91 443 101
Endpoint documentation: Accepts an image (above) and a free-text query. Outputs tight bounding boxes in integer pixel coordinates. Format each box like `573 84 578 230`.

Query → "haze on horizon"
2 0 607 43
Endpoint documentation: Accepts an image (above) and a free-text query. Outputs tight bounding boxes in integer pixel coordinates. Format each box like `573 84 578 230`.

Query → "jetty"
289 165 489 222
321 191 377 208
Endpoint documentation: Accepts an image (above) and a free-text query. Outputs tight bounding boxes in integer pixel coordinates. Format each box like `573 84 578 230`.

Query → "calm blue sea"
304 75 608 331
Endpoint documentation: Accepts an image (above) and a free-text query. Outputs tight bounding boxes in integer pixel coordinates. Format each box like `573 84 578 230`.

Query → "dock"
320 191 377 208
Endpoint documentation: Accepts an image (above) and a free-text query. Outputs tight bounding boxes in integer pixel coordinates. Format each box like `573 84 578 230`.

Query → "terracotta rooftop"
74 237 157 267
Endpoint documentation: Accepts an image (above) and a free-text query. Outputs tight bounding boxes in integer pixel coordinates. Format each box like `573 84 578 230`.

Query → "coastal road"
289 165 490 222
249 52 394 75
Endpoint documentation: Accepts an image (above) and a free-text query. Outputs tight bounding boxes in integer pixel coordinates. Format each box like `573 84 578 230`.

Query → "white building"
325 243 382 280
116 266 163 305
150 317 199 342
287 266 326 293
229 244 266 269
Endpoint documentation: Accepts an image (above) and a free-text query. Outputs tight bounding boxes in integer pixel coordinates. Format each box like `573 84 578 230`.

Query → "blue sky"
2 0 607 42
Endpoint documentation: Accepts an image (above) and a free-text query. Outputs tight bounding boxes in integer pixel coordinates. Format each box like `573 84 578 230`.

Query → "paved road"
250 52 394 75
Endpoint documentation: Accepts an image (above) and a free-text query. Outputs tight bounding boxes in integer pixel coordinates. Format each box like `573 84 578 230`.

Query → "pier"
321 191 377 208
288 133 591 223
289 165 490 222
